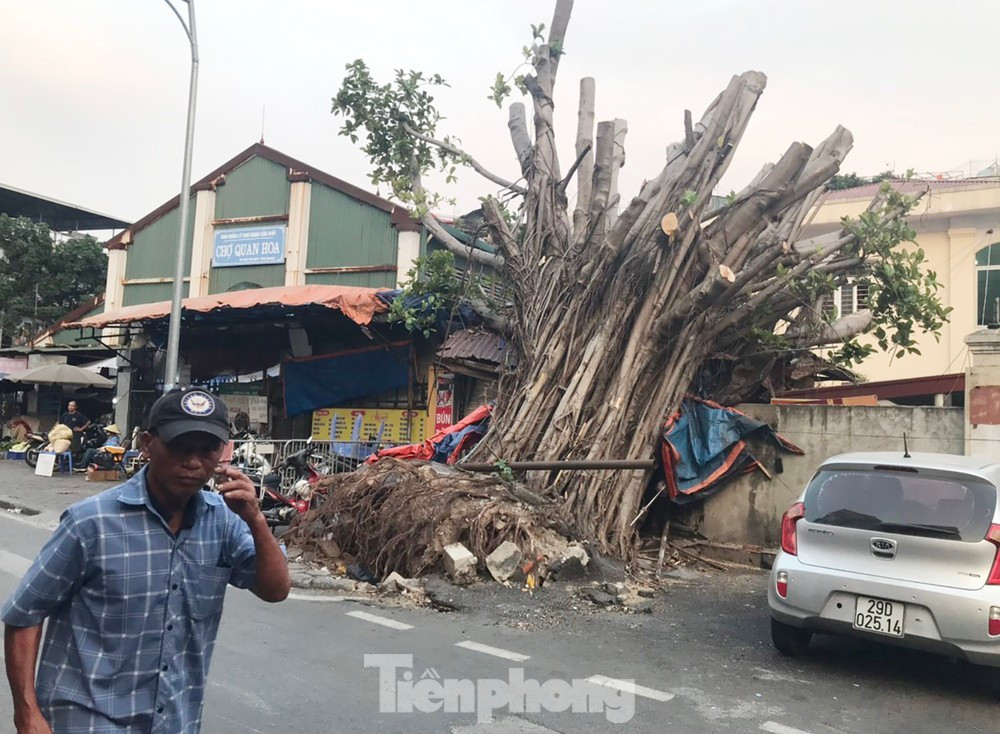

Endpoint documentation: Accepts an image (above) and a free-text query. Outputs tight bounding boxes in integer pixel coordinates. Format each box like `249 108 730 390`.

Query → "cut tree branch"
402 122 526 195
508 103 534 177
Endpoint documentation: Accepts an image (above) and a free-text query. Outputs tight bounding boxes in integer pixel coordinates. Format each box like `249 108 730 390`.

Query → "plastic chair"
103 446 128 478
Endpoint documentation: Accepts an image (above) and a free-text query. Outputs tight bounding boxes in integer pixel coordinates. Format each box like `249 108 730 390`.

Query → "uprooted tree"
331 0 949 558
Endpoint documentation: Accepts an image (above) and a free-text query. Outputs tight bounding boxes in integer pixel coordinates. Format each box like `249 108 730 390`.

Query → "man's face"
141 430 224 499
67 402 77 413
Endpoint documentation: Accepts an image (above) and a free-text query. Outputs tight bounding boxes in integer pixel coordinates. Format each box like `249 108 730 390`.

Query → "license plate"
853 595 904 637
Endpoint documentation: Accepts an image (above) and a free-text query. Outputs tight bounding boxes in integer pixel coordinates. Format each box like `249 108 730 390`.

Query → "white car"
768 452 1000 685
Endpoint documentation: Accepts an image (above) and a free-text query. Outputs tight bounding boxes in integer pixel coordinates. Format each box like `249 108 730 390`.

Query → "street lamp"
162 0 199 391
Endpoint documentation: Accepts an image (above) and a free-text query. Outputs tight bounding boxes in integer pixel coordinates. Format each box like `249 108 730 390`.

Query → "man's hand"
14 708 52 734
214 466 263 525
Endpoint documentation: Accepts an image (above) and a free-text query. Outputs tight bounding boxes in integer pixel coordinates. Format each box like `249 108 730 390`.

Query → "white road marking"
345 610 414 630
0 549 31 579
585 675 675 702
455 640 530 662
761 722 813 734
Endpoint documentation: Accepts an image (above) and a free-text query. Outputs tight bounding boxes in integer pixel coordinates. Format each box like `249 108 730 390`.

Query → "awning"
69 284 390 329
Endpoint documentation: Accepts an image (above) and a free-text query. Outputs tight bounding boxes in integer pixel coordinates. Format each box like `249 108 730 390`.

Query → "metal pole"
457 459 657 472
163 0 199 391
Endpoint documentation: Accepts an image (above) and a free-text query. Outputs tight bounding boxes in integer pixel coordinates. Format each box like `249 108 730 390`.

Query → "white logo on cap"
181 391 216 417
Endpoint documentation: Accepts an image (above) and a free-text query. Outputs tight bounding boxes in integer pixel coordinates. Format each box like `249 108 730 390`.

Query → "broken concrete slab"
380 571 422 594
317 539 342 559
443 542 477 585
486 541 522 582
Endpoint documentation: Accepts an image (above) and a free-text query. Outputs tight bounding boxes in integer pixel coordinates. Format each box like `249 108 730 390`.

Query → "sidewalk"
0 458 118 527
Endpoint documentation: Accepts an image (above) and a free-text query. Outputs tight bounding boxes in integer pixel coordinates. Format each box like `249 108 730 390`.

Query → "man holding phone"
2 388 290 733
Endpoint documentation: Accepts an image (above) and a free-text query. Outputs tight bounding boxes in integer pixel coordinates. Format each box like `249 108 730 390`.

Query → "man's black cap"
148 388 230 444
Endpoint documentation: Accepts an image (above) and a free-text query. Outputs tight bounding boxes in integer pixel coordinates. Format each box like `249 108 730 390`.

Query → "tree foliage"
387 250 462 338
826 169 900 191
0 215 107 345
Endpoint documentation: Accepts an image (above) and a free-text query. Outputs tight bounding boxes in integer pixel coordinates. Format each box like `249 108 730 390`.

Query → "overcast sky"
2 0 998 230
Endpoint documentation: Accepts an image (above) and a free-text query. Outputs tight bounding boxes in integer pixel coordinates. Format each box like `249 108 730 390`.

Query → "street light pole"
162 0 199 391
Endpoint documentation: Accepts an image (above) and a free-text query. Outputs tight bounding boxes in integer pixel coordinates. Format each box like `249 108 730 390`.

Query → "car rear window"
804 468 997 541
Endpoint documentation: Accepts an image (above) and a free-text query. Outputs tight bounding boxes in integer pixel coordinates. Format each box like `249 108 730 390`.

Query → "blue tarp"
283 342 410 417
662 398 803 504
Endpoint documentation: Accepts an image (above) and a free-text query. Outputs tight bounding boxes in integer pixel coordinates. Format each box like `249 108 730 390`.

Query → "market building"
70 143 498 441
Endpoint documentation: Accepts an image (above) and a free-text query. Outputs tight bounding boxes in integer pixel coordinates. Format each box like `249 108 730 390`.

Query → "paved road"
0 462 997 732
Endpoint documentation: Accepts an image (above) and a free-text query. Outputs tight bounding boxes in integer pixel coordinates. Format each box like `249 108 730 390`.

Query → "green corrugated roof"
438 223 497 254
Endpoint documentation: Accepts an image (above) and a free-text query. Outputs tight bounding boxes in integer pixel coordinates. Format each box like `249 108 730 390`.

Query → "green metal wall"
52 302 105 345
214 156 290 219
122 282 189 307
124 198 196 280
304 271 394 288
306 182 397 288
205 155 290 294
209 263 285 293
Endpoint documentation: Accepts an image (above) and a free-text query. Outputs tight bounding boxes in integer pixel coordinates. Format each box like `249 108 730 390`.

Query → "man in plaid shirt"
2 388 291 733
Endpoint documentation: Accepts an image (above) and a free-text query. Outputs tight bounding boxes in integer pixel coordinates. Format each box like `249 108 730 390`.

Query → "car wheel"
986 666 1000 696
770 617 812 656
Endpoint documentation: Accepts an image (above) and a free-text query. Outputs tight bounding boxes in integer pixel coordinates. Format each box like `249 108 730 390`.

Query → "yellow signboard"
311 408 428 444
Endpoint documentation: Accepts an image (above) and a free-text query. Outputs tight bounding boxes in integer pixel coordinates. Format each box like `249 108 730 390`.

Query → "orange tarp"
69 284 390 329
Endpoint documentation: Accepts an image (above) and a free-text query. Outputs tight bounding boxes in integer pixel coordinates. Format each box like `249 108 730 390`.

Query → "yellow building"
803 178 1000 382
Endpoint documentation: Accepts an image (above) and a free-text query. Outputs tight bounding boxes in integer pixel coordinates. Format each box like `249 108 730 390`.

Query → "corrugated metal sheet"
124 199 195 279
305 271 396 288
122 282 189 307
209 264 285 294
437 329 507 365
51 301 104 345
306 182 397 288
214 156 290 218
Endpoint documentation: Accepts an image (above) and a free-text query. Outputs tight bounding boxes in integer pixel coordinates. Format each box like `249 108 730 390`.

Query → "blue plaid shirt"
1 467 257 733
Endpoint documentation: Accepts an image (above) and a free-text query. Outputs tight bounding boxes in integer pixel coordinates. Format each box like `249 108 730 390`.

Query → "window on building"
821 280 869 320
839 281 869 316
976 243 1000 325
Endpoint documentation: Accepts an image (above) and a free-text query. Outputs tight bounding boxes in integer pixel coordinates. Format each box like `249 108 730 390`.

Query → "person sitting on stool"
78 425 122 471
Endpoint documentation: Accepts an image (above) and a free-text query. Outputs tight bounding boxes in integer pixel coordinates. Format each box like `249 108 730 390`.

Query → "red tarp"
69 284 390 329
367 404 493 464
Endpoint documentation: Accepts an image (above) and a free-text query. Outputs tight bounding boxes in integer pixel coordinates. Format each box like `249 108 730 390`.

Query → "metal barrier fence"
229 438 405 491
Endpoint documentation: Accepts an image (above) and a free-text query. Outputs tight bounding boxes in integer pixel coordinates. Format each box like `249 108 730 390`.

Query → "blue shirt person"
2 388 291 733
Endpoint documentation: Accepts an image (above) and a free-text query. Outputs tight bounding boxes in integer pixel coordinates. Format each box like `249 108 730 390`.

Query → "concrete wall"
683 404 965 548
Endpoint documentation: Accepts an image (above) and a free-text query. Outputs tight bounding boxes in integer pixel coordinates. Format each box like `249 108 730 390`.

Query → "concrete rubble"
485 541 522 582
443 542 477 585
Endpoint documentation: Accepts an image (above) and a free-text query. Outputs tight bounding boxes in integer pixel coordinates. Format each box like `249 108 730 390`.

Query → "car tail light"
781 502 805 556
776 571 789 599
990 607 1000 637
986 525 1000 585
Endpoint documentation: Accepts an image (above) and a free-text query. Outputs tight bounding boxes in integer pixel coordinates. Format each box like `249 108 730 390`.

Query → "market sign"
213 225 286 267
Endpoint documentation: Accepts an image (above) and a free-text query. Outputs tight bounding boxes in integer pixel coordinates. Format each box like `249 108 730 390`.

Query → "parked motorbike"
25 423 107 469
230 429 272 475
255 440 326 535
22 430 49 469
